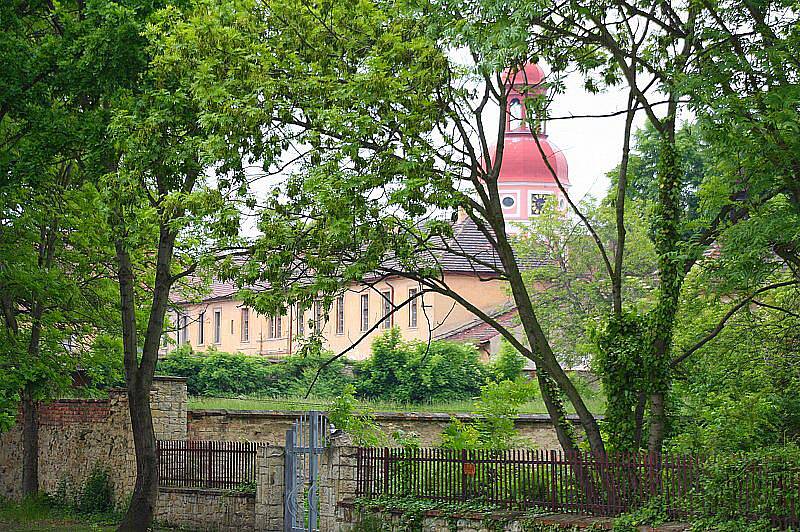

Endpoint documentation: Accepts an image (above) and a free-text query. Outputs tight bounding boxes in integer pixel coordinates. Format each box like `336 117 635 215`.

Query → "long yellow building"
161 216 521 361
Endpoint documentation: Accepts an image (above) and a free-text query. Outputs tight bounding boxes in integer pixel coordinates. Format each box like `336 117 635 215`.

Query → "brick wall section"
37 399 111 425
188 410 576 449
155 488 255 531
0 376 187 503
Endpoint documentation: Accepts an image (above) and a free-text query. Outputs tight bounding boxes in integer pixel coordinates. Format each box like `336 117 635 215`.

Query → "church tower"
489 64 570 224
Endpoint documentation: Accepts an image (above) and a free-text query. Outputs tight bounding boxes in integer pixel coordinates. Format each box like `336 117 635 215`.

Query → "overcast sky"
538 73 648 203
241 69 650 236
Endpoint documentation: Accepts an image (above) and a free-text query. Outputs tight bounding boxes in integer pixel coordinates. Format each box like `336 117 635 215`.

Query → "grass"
0 496 117 532
188 393 605 415
0 496 186 531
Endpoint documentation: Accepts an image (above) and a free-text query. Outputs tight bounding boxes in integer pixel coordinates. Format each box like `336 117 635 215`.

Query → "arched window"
509 99 523 130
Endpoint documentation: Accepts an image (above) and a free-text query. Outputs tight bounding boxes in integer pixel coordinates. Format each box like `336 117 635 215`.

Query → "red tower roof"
490 133 569 185
488 62 569 186
502 63 546 87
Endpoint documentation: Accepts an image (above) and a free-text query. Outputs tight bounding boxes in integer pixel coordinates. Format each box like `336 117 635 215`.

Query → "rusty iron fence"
157 440 258 490
356 448 800 528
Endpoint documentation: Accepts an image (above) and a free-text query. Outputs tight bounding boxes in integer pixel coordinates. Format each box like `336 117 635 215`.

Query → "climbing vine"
649 137 683 389
591 311 650 450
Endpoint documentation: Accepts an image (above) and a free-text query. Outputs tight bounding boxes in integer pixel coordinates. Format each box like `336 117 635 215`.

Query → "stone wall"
0 376 187 503
251 439 359 531
155 488 255 531
188 410 576 449
336 506 531 532
335 504 617 531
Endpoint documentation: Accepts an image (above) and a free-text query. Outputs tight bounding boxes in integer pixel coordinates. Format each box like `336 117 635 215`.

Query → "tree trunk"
115 222 179 531
118 377 158 531
647 105 680 453
21 386 39 497
536 371 578 453
115 238 159 531
21 300 45 497
484 183 607 457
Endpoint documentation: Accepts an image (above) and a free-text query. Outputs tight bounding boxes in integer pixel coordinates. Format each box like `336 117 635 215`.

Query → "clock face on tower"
530 193 551 216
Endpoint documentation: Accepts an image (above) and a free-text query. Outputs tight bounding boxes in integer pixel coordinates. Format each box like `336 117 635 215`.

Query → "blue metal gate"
284 411 329 532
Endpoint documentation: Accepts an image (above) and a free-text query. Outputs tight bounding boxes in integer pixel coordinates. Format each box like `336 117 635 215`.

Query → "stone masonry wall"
252 441 363 531
336 506 531 532
0 376 187 503
154 488 255 531
189 410 575 449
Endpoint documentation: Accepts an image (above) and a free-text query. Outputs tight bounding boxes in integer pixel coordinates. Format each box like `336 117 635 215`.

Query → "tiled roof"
171 279 239 305
435 306 519 343
173 215 544 304
380 215 546 277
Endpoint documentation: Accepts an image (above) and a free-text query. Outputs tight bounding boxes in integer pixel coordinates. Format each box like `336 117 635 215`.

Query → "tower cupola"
488 63 570 223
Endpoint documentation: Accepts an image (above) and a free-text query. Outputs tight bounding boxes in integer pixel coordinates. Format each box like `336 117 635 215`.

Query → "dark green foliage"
670 280 800 453
159 332 522 403
488 340 526 382
77 468 114 515
591 312 650 450
355 329 487 403
607 121 709 226
155 346 205 395
48 466 115 517
81 335 126 390
157 346 354 398
698 446 800 525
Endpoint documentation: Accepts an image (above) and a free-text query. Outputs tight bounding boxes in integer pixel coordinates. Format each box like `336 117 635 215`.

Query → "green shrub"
328 385 388 446
698 444 800 524
488 340 526 382
157 346 354 398
157 345 207 395
77 467 114 514
45 466 114 517
355 329 487 403
441 378 538 450
440 417 481 450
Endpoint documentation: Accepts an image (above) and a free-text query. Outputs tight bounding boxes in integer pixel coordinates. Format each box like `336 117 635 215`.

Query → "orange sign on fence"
463 462 476 476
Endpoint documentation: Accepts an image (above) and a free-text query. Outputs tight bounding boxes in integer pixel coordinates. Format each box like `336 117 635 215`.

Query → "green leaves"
356 329 488 403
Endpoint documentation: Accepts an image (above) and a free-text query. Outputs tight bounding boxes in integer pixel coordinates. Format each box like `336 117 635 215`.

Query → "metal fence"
157 440 258 490
356 448 800 527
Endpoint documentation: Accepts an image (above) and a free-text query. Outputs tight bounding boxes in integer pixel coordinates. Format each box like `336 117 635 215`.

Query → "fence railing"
157 440 258 490
356 448 800 528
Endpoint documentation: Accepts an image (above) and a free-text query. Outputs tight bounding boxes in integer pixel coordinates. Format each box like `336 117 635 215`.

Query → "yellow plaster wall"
162 274 512 360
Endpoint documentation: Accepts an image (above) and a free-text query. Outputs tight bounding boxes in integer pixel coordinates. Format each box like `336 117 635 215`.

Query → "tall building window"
360 294 369 332
269 314 282 339
380 290 392 329
528 94 547 133
179 313 189 345
240 308 250 342
509 99 523 130
408 288 418 328
197 311 205 345
313 300 324 333
213 309 222 344
336 295 345 335
296 305 305 336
